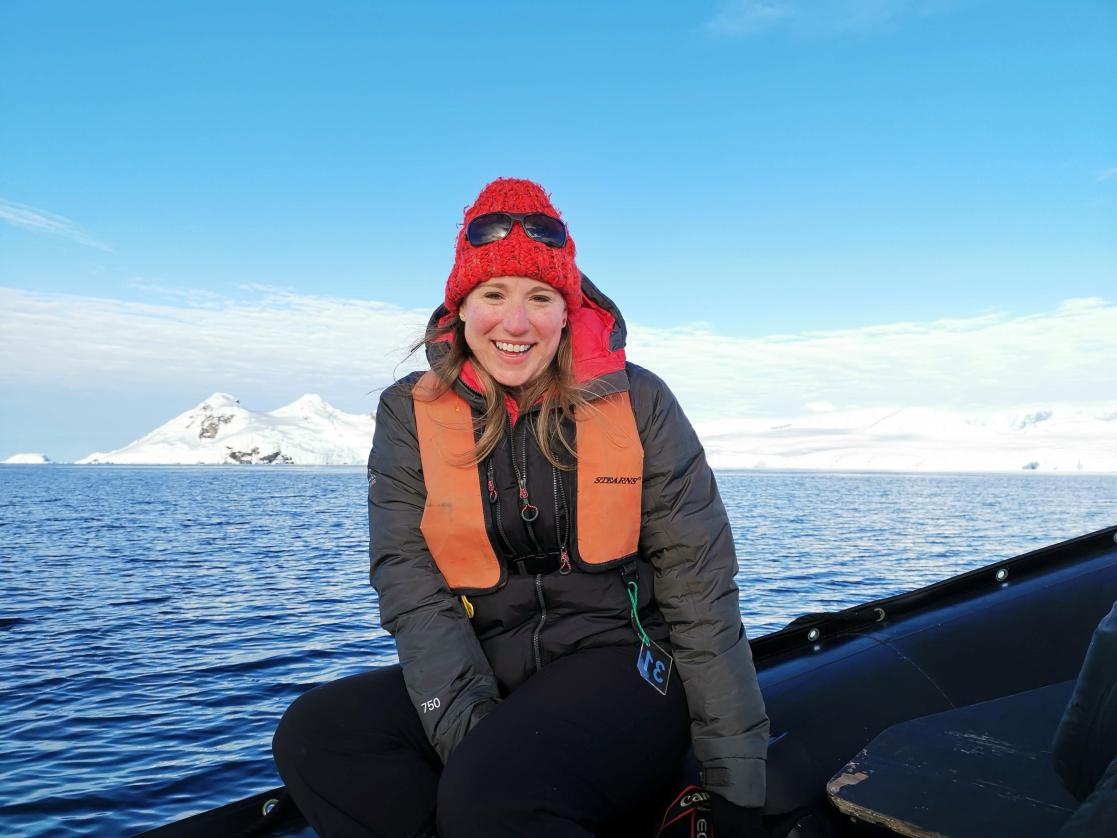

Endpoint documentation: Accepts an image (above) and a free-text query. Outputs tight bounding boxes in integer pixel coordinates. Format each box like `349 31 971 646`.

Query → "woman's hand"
707 793 768 838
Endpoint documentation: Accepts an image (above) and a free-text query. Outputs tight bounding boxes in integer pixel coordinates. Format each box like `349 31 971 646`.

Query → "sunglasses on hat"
465 212 568 249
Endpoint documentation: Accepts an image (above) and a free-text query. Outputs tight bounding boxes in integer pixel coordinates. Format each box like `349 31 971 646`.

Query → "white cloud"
0 286 430 413
625 297 1117 421
124 279 234 309
2 287 1115 425
704 0 958 37
0 198 113 252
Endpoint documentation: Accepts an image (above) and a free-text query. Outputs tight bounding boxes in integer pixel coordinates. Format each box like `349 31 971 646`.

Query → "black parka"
367 277 770 807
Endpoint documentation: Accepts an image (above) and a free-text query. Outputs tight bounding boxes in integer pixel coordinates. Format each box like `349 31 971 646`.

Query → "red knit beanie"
444 178 583 314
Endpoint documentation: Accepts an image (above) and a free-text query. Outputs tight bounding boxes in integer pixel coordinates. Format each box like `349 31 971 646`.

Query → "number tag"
635 639 674 696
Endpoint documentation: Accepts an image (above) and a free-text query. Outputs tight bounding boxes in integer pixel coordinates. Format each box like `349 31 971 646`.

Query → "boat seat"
826 680 1078 837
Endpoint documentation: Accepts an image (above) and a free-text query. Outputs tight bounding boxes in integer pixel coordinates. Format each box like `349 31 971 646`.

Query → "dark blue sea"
1 465 1115 836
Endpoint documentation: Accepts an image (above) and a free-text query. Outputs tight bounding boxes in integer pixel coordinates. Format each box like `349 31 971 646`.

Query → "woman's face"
459 276 568 389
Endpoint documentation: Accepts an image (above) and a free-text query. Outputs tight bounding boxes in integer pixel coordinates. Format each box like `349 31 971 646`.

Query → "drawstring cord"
626 580 651 647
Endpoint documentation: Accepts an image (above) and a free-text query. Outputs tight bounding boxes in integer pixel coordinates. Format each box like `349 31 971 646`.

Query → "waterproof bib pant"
273 644 691 838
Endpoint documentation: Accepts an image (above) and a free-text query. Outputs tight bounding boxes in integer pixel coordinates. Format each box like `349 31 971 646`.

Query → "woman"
273 178 769 837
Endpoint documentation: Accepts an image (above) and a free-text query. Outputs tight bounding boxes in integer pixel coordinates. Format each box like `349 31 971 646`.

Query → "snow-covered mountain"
77 394 373 465
697 403 1117 473
2 453 53 464
67 393 1117 472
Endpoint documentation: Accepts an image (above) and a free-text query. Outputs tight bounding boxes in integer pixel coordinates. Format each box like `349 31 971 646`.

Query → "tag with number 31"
636 639 674 695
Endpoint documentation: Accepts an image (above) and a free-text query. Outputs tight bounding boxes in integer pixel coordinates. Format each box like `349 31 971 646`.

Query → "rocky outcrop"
226 447 294 465
199 413 234 439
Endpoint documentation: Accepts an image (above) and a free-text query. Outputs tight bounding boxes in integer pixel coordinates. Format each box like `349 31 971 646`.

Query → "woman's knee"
274 668 431 780
272 688 320 778
272 676 359 778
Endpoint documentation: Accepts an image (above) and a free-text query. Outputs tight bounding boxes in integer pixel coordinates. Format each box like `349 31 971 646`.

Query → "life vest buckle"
507 552 565 576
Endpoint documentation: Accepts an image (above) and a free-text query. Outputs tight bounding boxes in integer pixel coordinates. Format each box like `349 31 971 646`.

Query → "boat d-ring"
807 628 821 642
873 607 886 622
995 568 1009 582
262 798 279 816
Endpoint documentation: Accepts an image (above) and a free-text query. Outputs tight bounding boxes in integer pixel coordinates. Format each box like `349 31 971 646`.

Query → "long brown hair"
410 317 593 470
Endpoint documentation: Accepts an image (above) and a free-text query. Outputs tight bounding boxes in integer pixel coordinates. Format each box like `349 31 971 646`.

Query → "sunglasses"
465 212 568 249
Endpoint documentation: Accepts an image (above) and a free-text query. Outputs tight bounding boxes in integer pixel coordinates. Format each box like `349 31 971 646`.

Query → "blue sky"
1 1 1115 461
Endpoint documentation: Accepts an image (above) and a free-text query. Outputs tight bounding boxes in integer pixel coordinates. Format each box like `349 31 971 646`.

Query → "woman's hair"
410 317 592 470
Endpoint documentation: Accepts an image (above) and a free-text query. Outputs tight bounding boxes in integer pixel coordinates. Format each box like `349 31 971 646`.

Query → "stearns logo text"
593 476 641 485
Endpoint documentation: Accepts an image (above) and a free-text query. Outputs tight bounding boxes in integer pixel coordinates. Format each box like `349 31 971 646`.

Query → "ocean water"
0 465 1115 836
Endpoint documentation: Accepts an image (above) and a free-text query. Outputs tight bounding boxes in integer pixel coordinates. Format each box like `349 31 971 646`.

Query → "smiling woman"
459 276 568 390
271 178 771 837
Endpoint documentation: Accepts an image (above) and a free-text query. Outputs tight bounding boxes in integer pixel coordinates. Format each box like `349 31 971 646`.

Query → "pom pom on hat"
444 178 582 314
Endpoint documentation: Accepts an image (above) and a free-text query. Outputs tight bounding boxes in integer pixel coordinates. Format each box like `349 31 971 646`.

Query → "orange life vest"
412 370 644 592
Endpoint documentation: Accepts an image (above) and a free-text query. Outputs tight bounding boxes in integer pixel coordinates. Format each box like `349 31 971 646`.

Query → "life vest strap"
576 393 643 564
413 372 502 591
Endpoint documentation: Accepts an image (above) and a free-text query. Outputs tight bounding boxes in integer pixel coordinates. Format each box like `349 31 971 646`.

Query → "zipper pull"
485 460 499 503
518 477 539 521
559 547 571 575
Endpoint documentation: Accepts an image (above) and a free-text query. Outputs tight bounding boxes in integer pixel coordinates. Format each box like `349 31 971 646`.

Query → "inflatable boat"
140 524 1117 837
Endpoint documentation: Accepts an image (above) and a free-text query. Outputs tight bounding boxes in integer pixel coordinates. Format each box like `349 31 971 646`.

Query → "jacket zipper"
553 465 571 574
532 573 547 672
498 411 566 671
510 416 542 548
486 459 515 555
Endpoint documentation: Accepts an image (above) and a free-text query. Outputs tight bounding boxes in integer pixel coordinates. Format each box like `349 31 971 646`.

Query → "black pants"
272 644 692 837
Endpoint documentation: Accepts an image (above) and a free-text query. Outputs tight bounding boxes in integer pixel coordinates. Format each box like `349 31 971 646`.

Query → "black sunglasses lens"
466 213 514 246
522 214 567 247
